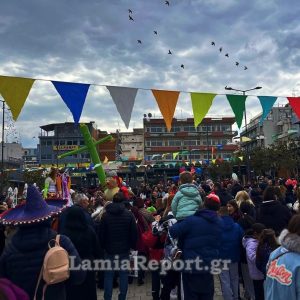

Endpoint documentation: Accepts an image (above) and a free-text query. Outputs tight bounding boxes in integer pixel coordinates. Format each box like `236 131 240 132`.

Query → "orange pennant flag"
152 90 180 131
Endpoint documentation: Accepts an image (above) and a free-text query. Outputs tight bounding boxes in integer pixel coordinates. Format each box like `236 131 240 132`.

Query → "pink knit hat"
0 278 29 300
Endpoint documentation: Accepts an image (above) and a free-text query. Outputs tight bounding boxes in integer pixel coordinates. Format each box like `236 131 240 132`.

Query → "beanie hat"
206 193 220 203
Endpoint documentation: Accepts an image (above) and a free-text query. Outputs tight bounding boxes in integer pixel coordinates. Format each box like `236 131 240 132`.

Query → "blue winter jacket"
219 216 244 263
170 209 222 272
0 222 86 300
171 184 202 220
264 229 300 300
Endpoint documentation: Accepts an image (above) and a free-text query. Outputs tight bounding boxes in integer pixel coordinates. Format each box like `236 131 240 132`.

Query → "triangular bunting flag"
238 156 244 161
258 96 277 124
152 90 180 131
173 152 179 160
103 156 109 164
191 93 216 127
106 86 138 128
226 95 247 129
0 76 35 120
241 136 252 142
52 81 90 123
287 97 300 119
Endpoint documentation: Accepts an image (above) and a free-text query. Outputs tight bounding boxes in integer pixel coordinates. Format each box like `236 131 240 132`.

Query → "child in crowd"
243 223 266 300
218 206 244 300
171 171 202 220
256 229 279 277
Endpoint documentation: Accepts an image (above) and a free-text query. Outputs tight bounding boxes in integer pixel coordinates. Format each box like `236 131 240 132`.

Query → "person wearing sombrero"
0 185 86 300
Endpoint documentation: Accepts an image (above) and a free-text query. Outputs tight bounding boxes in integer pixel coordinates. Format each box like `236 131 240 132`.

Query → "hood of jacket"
179 184 200 198
279 229 300 254
11 222 55 252
221 215 234 230
260 200 281 215
195 208 220 224
106 202 126 215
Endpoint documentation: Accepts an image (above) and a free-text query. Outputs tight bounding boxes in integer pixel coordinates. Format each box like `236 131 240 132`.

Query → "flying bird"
129 15 134 21
211 41 215 46
225 53 229 57
165 1 170 6
154 31 158 35
219 47 222 52
181 64 185 69
168 50 172 54
128 9 133 14
244 66 248 70
235 62 239 66
137 40 142 44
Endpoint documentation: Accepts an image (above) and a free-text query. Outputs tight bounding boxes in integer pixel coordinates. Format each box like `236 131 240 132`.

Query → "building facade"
0 142 24 169
240 104 300 151
96 130 117 162
38 122 97 166
143 117 238 162
22 148 38 167
118 129 144 161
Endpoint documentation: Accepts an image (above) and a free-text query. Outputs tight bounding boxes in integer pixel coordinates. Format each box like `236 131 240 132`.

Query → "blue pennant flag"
258 96 277 124
52 81 90 123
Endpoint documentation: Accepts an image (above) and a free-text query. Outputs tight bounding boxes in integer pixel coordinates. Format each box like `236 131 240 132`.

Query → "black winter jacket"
99 202 138 255
257 200 292 236
0 222 85 300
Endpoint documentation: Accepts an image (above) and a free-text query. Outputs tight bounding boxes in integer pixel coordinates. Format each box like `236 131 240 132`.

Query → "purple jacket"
242 237 264 280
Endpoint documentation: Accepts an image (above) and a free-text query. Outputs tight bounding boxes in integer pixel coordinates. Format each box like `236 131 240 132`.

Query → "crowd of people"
0 171 299 300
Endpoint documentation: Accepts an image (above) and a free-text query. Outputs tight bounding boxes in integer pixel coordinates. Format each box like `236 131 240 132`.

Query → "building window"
80 140 84 145
171 127 181 132
73 140 78 145
41 140 46 146
183 140 197 146
59 140 65 145
150 140 163 147
146 141 151 147
41 155 47 159
150 127 163 133
183 126 196 132
46 141 52 146
67 140 72 145
46 154 52 159
169 140 182 146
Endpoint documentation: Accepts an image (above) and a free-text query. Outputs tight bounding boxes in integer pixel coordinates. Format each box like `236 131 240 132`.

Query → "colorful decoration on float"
57 124 113 186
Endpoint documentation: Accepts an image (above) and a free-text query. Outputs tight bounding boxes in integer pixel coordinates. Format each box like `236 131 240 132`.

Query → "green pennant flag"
173 152 179 160
191 93 216 127
226 95 247 129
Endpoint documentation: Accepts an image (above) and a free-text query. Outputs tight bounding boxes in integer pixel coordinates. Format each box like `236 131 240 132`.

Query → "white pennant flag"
106 86 138 128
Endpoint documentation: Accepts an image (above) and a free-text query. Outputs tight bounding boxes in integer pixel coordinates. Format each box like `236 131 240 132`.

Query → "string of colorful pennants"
0 75 299 131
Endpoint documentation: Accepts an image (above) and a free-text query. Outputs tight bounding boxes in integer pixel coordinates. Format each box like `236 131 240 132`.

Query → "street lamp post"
225 86 262 181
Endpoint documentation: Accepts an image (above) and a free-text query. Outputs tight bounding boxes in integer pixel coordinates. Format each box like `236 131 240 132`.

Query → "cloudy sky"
0 0 299 147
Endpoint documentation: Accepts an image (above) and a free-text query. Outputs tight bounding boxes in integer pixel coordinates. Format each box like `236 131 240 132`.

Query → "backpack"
0 278 29 300
34 235 70 300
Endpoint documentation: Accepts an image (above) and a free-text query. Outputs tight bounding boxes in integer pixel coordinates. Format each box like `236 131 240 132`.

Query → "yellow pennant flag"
238 156 243 161
212 159 216 164
152 90 180 132
0 76 35 120
173 152 179 160
191 93 216 127
162 153 170 158
103 156 109 164
241 136 252 142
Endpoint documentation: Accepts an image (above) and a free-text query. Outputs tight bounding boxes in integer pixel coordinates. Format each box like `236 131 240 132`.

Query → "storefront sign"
53 145 79 151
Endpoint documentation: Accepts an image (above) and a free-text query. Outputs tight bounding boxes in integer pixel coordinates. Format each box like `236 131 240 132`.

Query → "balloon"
232 173 238 181
196 167 202 175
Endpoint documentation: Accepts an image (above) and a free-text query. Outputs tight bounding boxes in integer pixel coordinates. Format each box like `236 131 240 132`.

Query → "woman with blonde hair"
235 190 256 219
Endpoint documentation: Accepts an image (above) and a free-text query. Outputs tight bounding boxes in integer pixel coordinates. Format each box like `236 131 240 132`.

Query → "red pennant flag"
287 97 300 119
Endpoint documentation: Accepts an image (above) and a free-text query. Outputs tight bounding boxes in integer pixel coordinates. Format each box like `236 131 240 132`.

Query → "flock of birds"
128 1 248 71
211 41 248 70
128 1 185 69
